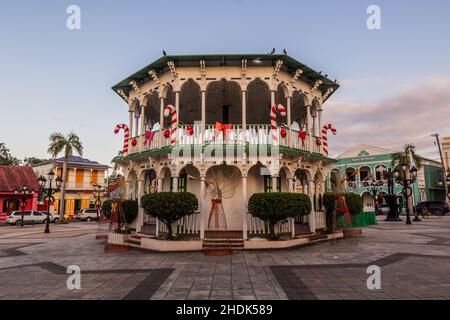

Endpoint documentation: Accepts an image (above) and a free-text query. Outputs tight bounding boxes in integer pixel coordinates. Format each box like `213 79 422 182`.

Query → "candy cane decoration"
270 104 286 145
164 104 177 146
322 124 337 156
114 124 130 154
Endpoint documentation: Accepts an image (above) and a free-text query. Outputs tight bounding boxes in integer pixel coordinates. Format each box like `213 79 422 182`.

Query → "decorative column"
175 91 180 127
157 176 163 192
272 175 278 193
242 174 248 240
134 112 140 138
241 90 247 145
200 176 206 239
139 105 146 151
137 180 144 232
308 179 316 233
172 175 178 193
286 96 292 148
201 89 206 146
129 110 134 139
270 90 276 107
318 108 323 154
305 105 311 150
159 97 164 147
288 177 295 238
312 112 317 138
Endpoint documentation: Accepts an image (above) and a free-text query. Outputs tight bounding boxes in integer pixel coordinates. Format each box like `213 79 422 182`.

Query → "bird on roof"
162 50 167 56
269 48 275 54
283 48 287 55
324 74 328 78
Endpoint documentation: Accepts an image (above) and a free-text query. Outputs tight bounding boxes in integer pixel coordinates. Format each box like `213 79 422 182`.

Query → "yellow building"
442 136 450 171
33 156 109 217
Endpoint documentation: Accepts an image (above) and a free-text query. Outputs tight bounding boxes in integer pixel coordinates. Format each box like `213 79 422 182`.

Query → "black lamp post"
14 185 35 227
38 170 63 234
393 164 418 225
446 170 450 202
92 183 107 220
368 178 383 214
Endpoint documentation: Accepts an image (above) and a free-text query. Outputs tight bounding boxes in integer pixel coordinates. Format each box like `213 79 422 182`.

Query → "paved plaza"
1 217 450 300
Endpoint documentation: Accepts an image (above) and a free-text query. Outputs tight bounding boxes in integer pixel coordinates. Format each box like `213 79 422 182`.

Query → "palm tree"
48 132 83 220
391 144 422 217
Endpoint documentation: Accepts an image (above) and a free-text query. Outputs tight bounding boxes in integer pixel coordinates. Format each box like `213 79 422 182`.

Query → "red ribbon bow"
144 130 155 145
298 130 307 146
215 122 232 141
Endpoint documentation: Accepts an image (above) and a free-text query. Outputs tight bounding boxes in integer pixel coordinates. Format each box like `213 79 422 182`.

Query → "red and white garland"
114 123 130 154
164 104 177 146
270 104 286 145
322 123 337 156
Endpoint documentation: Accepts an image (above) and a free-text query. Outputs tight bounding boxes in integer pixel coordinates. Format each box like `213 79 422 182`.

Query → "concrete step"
125 239 141 246
204 230 243 239
308 234 328 241
203 242 244 248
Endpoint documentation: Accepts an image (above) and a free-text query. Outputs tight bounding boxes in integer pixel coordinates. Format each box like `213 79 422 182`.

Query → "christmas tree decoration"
322 124 337 156
131 138 137 146
114 123 130 154
280 127 287 138
298 130 307 146
163 104 177 145
270 104 286 146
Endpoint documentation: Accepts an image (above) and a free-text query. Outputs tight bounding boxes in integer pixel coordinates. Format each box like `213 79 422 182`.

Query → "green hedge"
248 193 311 239
122 200 138 224
141 192 198 240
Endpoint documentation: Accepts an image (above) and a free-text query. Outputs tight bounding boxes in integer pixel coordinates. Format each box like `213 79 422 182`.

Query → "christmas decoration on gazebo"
114 123 130 154
322 123 337 156
270 104 286 146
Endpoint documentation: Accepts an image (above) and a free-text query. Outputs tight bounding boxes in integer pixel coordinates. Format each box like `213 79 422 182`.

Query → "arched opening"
314 171 325 212
180 79 201 124
362 191 373 212
2 198 20 213
178 164 201 194
142 169 157 194
160 167 172 192
330 168 343 192
359 166 372 183
161 84 175 127
248 162 272 194
311 98 321 137
204 164 242 230
247 78 270 124
345 167 356 188
127 170 138 200
206 79 242 124
291 90 308 131
294 168 311 194
375 165 388 181
142 91 160 131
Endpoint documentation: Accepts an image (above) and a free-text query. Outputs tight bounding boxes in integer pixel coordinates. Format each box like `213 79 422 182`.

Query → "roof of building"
33 156 109 170
0 166 40 192
336 144 399 159
111 53 340 99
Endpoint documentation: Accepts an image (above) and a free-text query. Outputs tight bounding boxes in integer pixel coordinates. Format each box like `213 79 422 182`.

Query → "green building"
327 145 445 212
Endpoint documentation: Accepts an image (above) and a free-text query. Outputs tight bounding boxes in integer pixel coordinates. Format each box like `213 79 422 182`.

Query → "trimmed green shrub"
248 193 311 239
344 193 363 216
122 200 138 224
141 192 198 240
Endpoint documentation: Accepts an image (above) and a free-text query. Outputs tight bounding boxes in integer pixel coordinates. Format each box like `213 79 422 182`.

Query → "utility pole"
431 133 449 201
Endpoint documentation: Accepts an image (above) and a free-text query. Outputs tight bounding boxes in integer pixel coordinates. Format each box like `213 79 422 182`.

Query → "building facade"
442 136 450 171
32 156 109 217
329 144 446 212
0 166 40 222
112 53 340 239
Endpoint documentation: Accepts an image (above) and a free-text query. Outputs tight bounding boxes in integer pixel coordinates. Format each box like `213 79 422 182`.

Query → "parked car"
6 211 47 225
416 201 449 216
77 209 100 221
38 212 60 223
376 203 390 215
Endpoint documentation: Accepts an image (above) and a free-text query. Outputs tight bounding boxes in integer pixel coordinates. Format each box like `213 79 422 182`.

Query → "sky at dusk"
1 0 450 165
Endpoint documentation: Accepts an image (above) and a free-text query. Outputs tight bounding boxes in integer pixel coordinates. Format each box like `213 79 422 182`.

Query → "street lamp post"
446 170 450 202
38 170 62 234
368 178 383 214
92 183 107 220
393 164 418 225
14 185 35 227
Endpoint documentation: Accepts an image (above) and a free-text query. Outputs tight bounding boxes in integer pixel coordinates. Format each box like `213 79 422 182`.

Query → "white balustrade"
157 212 200 235
314 211 326 230
125 125 324 155
246 213 291 235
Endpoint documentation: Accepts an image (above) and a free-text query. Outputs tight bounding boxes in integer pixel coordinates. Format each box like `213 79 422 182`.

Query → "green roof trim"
112 144 337 163
111 53 339 100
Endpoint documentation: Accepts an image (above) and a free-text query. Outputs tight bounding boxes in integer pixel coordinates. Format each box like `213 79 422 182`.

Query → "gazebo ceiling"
112 53 339 98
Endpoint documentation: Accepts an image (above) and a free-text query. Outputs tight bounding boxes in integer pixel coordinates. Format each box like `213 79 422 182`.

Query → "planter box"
107 232 130 245
141 238 202 252
244 232 343 250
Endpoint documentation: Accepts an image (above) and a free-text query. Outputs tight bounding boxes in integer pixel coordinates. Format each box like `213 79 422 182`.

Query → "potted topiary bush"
248 193 311 240
141 192 198 240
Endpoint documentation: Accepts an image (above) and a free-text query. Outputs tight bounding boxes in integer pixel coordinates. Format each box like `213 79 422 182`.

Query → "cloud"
324 75 450 160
